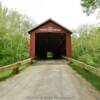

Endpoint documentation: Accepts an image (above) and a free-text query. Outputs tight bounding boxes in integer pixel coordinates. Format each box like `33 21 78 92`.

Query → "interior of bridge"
35 33 66 59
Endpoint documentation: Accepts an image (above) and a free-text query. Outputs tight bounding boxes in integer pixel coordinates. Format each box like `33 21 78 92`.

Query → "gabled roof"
28 19 72 34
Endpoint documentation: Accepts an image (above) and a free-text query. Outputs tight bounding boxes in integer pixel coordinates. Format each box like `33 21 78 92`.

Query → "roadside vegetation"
72 25 100 69
72 0 100 87
0 2 35 67
72 0 100 69
69 0 100 91
0 62 31 81
69 63 100 91
71 24 100 91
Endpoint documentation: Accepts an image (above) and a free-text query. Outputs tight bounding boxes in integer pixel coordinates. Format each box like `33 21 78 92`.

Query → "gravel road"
0 60 99 100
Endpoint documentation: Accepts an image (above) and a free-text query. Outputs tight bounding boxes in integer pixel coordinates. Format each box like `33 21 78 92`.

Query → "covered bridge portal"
29 19 72 59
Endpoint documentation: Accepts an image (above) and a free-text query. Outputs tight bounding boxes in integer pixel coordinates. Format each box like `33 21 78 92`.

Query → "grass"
0 70 12 81
19 63 31 71
0 63 31 81
69 63 100 91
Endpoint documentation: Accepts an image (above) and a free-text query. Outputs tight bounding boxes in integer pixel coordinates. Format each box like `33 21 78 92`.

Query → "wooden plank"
0 58 32 73
65 57 100 77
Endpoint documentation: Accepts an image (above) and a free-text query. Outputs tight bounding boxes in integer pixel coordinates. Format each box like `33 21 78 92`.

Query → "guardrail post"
12 62 21 74
31 58 35 64
12 66 19 74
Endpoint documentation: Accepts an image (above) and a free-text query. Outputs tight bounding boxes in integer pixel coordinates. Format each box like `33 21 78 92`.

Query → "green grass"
0 70 12 81
19 63 31 71
69 63 100 91
0 63 31 81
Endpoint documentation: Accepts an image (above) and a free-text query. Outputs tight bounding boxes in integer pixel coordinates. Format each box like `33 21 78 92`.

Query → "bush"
92 52 100 68
78 54 95 66
72 29 100 68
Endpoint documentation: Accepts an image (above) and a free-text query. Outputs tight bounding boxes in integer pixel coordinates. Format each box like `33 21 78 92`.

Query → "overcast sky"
0 0 98 29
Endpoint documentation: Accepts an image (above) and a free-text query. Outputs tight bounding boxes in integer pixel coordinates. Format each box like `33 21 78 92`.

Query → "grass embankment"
69 63 100 91
0 63 31 81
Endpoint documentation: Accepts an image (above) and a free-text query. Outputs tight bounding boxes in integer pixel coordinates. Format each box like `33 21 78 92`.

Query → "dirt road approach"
0 60 100 100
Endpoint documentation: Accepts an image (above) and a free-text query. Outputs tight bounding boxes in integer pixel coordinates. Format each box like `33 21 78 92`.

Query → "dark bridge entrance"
28 19 72 59
36 33 66 59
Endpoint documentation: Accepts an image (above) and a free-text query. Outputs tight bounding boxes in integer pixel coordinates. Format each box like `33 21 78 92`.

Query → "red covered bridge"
28 19 72 59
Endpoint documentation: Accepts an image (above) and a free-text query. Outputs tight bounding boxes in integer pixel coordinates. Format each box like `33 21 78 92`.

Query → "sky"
0 0 98 29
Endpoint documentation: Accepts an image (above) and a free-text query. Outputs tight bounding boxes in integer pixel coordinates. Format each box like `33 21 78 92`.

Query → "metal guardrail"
0 58 33 74
64 57 100 77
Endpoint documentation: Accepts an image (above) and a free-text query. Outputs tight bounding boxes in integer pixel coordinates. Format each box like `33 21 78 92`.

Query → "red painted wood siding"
66 33 72 57
30 32 35 58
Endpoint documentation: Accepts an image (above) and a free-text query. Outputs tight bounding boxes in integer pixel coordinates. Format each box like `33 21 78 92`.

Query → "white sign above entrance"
39 26 62 32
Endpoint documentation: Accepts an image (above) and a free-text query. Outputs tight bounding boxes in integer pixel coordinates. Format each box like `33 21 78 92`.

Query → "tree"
72 24 100 67
0 2 36 66
81 0 100 15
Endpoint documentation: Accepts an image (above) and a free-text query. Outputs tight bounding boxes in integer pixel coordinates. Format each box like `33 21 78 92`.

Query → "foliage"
0 2 35 66
0 69 12 81
0 34 29 66
72 24 100 68
81 0 100 15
